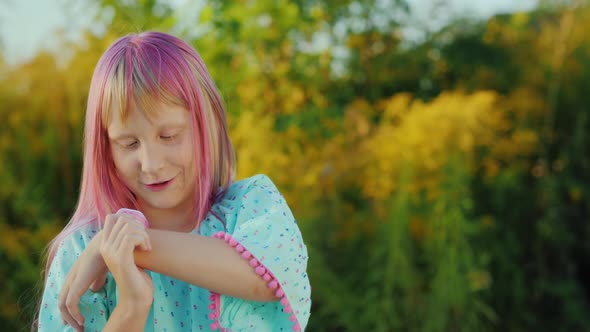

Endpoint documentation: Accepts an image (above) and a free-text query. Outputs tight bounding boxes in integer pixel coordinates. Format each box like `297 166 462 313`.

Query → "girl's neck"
139 200 197 233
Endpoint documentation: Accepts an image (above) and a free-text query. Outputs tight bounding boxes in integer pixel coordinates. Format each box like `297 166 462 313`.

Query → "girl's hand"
57 213 152 331
100 213 154 313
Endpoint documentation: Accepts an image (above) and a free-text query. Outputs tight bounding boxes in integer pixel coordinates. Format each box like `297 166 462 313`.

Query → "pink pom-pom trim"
255 266 266 275
208 231 302 331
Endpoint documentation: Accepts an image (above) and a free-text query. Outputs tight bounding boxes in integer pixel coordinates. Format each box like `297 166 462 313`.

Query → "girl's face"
107 102 197 214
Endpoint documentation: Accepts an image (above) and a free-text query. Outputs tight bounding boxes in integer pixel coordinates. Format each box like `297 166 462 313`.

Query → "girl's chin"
138 195 193 211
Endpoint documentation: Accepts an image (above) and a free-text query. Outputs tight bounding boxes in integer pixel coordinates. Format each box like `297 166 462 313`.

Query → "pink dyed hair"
44 31 236 270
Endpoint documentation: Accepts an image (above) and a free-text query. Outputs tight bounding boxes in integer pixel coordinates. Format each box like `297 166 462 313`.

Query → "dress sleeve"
38 226 110 332
209 174 311 331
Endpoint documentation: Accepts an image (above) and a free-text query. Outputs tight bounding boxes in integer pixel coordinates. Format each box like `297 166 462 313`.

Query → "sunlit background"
1 0 589 331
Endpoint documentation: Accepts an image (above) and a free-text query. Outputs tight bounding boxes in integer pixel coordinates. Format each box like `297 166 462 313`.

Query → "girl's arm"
56 216 275 329
134 228 277 302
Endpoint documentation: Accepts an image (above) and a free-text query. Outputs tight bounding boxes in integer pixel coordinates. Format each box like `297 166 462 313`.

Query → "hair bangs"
101 41 188 128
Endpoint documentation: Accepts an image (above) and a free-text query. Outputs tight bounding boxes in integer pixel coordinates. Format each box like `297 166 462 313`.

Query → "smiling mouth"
145 178 174 192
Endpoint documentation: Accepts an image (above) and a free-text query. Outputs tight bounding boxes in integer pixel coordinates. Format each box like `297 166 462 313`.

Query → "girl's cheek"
115 152 139 171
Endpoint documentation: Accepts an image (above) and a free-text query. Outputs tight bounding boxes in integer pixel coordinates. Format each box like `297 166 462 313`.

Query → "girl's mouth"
145 178 174 192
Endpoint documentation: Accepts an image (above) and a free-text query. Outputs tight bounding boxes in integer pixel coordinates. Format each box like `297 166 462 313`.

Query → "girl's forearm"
134 229 277 302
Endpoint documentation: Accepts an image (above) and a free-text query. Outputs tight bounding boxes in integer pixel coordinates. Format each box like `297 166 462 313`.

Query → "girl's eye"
161 134 176 141
119 140 138 148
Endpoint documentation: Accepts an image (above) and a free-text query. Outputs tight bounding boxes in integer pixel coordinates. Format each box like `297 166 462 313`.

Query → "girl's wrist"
117 298 152 316
108 302 151 330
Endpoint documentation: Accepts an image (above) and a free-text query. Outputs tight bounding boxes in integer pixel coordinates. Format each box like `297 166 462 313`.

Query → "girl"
36 31 310 331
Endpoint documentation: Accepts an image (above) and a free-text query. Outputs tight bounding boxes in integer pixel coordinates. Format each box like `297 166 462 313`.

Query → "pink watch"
116 208 150 228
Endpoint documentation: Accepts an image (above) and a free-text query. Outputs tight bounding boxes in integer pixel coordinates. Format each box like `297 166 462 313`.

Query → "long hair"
45 31 236 272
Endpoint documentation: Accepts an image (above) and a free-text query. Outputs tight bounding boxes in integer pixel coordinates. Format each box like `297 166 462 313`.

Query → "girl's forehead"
107 102 190 134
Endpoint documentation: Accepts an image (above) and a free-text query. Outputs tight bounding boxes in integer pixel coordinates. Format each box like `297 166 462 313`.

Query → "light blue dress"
38 174 311 331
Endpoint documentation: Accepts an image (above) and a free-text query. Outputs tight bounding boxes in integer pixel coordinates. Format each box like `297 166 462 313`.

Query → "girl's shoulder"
56 220 101 252
217 173 284 213
203 174 287 234
225 173 278 197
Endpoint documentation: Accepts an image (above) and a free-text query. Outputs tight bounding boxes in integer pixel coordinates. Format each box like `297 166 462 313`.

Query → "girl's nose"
139 144 165 174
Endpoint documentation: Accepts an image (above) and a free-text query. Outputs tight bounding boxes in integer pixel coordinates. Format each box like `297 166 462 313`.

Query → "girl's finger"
133 225 151 251
116 233 145 256
65 290 85 328
113 228 148 254
104 216 151 255
134 232 151 252
106 216 128 244
135 231 151 252
111 222 131 250
114 222 151 252
123 218 152 251
102 214 117 245
116 213 148 232
62 264 89 326
58 288 82 331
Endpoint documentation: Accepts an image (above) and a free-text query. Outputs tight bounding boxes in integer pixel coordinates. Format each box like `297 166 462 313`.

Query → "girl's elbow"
253 278 280 302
